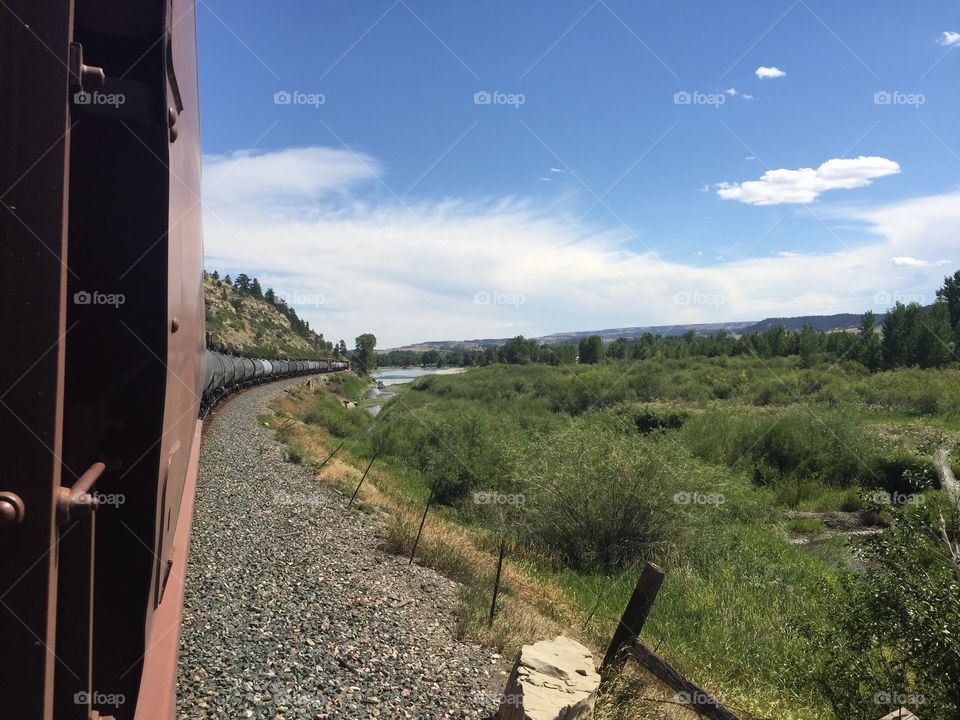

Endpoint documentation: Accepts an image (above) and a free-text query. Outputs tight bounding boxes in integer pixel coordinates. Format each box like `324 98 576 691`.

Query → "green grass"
266 358 957 720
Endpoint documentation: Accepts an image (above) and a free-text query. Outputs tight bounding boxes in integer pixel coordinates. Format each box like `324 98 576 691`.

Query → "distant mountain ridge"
388 311 881 352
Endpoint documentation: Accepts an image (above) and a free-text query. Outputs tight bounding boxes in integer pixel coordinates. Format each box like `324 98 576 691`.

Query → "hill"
203 272 334 360
388 311 885 352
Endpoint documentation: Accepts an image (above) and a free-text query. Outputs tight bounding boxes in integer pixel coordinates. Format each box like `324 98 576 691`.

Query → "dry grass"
594 660 706 720
264 390 584 662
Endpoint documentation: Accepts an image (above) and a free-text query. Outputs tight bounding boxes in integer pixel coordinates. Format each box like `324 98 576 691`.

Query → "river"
363 366 465 415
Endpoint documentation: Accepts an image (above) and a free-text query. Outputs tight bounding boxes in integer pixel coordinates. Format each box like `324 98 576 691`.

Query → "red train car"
1 1 204 718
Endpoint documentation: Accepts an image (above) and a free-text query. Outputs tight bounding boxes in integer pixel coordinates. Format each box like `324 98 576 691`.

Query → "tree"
264 287 276 304
552 344 577 365
855 311 882 371
936 270 960 329
917 302 954 368
250 277 263 299
798 323 820 368
882 302 915 368
210 270 219 281
578 335 603 364
354 333 377 375
500 336 537 364
606 337 629 359
234 273 251 293
223 274 232 286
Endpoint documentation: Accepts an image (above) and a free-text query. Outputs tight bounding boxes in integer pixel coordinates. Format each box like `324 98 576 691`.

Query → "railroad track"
177 378 501 719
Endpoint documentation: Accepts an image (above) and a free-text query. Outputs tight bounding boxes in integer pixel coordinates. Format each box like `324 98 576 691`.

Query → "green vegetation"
267 272 960 719
353 333 378 375
204 270 341 359
273 356 959 719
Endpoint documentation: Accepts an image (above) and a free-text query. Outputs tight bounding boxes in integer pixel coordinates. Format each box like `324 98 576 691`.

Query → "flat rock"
498 636 599 720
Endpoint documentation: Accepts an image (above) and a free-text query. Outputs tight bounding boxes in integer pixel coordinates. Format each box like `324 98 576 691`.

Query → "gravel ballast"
176 378 501 719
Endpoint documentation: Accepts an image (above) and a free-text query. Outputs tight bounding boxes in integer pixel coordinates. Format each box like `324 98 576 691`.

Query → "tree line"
379 271 960 372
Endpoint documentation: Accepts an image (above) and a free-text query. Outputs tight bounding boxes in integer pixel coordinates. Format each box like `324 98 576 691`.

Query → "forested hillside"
204 271 343 360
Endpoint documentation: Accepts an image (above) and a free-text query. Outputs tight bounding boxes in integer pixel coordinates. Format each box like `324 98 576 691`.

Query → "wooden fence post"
346 455 376 509
488 538 507 627
315 441 344 472
601 561 665 671
409 487 434 565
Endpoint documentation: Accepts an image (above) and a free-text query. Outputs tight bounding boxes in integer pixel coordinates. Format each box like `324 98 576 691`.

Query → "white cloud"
938 31 960 47
741 93 754 100
204 146 381 207
716 156 900 206
891 256 950 268
724 88 738 96
755 66 786 79
203 146 957 347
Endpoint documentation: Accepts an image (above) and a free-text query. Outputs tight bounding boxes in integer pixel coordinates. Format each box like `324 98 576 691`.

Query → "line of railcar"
201 351 349 414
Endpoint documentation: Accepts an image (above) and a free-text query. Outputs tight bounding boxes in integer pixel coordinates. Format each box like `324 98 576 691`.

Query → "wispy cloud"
891 256 950 268
203 146 955 346
716 156 900 206
755 66 786 79
937 31 960 47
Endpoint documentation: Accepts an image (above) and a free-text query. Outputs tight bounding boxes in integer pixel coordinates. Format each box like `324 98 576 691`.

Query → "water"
363 367 461 415
370 367 446 386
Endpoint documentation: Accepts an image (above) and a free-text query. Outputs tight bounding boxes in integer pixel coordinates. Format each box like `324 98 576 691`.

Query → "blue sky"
198 1 960 347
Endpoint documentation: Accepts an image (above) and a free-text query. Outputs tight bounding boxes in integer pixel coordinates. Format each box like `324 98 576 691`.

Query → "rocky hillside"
204 272 333 360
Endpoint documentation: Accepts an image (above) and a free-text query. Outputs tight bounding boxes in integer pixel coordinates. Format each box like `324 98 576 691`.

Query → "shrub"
523 429 681 570
813 500 960 719
683 407 876 487
633 407 689 433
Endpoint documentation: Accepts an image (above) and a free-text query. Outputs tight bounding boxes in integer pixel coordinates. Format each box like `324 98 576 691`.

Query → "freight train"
202 351 349 413
0 2 344 718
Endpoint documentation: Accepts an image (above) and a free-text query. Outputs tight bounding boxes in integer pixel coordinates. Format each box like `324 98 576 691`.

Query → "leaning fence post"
316 441 344 472
346 455 376 509
488 538 507 627
409 487 435 565
601 561 665 672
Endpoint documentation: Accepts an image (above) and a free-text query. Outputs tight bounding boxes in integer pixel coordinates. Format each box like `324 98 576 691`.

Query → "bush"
523 429 681 570
303 394 371 438
683 407 875 487
813 500 960 719
633 407 689 433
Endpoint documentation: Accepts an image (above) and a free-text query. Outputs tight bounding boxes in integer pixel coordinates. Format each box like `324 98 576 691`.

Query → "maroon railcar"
1 1 204 718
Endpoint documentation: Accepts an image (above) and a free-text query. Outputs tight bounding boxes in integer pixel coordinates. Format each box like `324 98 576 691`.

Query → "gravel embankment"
177 378 501 719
